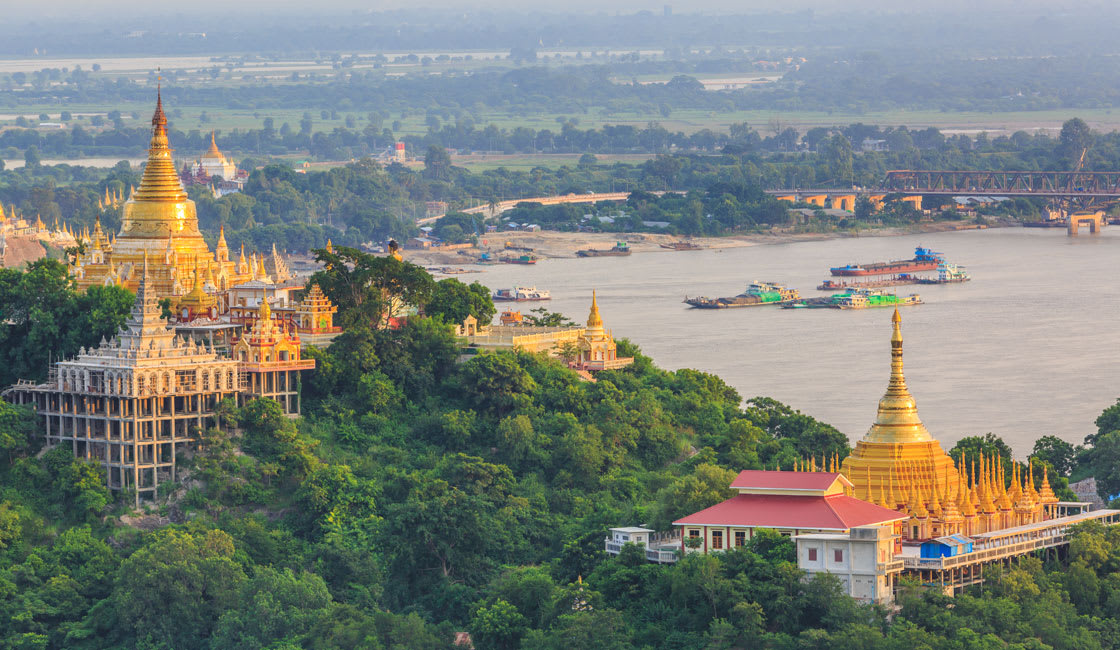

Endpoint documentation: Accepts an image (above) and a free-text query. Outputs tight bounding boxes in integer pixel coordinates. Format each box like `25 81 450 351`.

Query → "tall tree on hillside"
309 245 435 329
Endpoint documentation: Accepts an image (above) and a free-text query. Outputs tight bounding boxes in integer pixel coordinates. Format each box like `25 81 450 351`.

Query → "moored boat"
493 286 552 302
684 282 800 309
577 241 632 257
660 241 703 251
500 254 538 264
916 263 970 284
830 246 944 277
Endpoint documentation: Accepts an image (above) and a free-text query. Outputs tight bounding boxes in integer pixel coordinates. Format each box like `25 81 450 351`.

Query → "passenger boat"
493 287 552 302
683 282 800 309
830 246 944 277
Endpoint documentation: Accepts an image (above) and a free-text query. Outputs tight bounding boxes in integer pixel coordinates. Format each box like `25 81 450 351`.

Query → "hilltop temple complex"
3 258 316 505
611 309 1102 605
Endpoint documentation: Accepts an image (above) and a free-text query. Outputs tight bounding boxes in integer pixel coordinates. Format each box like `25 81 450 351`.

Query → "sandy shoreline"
400 221 997 266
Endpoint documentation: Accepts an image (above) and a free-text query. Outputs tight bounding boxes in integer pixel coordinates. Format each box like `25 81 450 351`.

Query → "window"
834 549 844 563
689 529 700 539
711 530 723 550
808 548 817 562
734 531 746 547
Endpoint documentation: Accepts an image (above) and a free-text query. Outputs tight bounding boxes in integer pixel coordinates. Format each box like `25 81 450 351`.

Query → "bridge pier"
1068 211 1104 236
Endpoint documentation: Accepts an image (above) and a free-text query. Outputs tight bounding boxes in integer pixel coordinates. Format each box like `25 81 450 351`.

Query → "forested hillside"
2 251 1120 649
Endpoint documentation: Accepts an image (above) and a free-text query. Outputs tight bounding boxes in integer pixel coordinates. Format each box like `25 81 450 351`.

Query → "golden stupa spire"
206 130 222 157
863 466 873 502
587 290 603 329
877 477 889 509
326 239 333 254
130 85 190 206
1038 464 1057 504
865 309 934 443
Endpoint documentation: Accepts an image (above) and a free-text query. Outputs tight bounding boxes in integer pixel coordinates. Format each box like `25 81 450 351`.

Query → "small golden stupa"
841 309 958 506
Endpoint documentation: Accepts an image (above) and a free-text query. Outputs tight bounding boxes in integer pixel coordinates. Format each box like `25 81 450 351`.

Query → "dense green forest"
1 250 1120 648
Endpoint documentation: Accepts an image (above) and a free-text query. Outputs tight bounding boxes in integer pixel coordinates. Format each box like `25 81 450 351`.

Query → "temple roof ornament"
865 309 933 443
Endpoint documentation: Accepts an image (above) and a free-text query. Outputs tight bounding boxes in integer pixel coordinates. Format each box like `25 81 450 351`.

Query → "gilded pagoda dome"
841 310 958 508
112 88 211 261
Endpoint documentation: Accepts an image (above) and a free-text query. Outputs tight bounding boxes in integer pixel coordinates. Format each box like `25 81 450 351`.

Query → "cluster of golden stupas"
69 90 287 301
791 310 1059 542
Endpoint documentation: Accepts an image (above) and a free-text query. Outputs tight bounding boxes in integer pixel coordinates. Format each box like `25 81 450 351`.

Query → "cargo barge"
783 288 922 310
577 242 632 257
684 282 800 309
830 246 943 277
818 275 920 291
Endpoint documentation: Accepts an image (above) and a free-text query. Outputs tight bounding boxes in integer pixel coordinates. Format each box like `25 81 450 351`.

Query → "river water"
475 227 1120 456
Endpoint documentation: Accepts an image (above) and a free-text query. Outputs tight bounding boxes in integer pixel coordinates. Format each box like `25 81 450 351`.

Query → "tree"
822 134 854 184
457 353 537 416
0 401 38 465
650 463 736 530
112 528 248 649
1059 117 1093 165
24 146 41 168
426 278 496 325
1082 431 1120 500
423 145 453 180
211 568 334 650
521 609 633 650
469 599 528 650
309 245 435 329
523 306 575 327
1031 435 1077 477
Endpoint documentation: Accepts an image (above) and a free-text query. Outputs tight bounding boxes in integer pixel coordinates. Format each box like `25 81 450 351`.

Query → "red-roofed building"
673 471 906 554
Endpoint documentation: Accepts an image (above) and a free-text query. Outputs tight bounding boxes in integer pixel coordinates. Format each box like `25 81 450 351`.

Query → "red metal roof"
673 493 906 530
729 470 851 492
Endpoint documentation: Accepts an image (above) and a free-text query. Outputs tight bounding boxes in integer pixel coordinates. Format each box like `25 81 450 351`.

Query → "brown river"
474 227 1120 456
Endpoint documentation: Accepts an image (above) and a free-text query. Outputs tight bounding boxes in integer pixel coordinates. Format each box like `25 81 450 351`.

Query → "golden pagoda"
841 309 958 511
71 90 254 297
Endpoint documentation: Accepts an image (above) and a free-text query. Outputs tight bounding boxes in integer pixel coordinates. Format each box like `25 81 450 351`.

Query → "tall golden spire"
206 130 222 157
864 309 934 443
131 85 188 204
587 290 603 329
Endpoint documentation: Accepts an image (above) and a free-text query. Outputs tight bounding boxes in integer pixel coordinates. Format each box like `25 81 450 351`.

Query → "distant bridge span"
880 170 1120 199
418 191 662 226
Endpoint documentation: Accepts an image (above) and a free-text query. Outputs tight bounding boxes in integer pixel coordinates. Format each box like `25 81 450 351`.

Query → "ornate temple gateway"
70 91 263 297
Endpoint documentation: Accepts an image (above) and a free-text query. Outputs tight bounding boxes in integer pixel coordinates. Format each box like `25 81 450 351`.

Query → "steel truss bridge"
880 170 1120 201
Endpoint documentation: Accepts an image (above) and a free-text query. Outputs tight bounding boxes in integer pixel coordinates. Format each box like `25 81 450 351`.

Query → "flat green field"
7 103 1120 140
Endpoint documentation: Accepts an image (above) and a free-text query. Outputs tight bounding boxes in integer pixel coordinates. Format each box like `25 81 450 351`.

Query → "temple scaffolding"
3 257 314 506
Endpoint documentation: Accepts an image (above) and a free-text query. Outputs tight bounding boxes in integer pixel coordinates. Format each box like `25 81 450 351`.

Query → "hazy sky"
7 0 1095 19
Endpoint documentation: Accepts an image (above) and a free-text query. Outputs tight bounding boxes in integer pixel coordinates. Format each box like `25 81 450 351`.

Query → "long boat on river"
684 282 800 309
783 288 922 310
818 275 921 291
830 246 944 277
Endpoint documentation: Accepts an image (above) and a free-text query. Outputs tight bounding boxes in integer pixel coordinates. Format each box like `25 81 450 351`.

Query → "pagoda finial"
587 290 603 329
864 307 931 443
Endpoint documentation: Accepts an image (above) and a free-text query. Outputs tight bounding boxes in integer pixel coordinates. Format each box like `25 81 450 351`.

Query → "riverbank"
399 219 999 265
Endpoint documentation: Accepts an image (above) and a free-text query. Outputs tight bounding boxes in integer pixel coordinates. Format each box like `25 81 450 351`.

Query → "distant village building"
3 260 317 505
